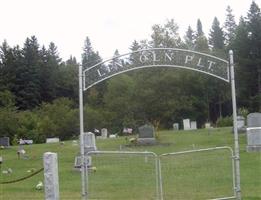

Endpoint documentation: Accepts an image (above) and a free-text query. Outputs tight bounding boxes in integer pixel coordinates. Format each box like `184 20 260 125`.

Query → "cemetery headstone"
237 116 246 133
74 156 92 169
137 125 156 145
247 113 261 128
173 123 179 130
83 132 97 154
46 138 60 143
101 128 108 139
43 152 59 200
246 113 261 152
0 137 10 148
205 122 211 129
190 121 197 130
183 119 191 130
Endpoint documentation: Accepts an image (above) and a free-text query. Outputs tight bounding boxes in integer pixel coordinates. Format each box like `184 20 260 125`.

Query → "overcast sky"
0 0 260 62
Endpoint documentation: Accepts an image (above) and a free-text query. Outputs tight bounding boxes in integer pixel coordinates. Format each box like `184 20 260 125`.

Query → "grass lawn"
0 127 260 199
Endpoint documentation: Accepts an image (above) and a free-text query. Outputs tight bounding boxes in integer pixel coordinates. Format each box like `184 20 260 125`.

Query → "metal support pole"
79 64 87 200
229 50 241 200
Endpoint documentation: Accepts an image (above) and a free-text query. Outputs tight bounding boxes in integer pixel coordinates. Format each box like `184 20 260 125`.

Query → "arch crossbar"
83 48 229 90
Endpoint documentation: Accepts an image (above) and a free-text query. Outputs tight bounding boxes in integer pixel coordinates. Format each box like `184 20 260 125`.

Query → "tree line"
0 2 260 143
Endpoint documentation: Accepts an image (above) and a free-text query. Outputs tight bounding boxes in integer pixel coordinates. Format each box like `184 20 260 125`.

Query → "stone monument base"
246 145 261 152
137 138 157 145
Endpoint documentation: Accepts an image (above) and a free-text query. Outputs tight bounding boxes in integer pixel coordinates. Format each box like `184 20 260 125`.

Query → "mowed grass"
0 127 260 199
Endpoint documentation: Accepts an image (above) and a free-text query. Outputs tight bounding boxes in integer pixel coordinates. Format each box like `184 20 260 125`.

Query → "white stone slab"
43 152 59 200
183 119 191 130
46 138 60 143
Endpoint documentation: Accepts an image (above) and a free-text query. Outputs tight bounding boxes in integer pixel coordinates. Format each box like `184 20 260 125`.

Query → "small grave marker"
46 138 60 144
173 123 179 130
101 128 108 138
246 113 261 152
0 137 10 147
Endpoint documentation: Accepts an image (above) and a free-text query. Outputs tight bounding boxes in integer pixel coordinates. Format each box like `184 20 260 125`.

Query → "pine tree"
39 42 61 102
184 26 195 50
196 19 204 37
245 1 261 110
223 6 237 46
82 37 101 69
194 19 209 52
17 36 42 109
233 1 261 111
209 17 225 54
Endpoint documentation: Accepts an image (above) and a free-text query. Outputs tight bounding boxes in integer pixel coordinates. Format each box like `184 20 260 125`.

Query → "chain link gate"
86 151 160 200
159 147 236 200
86 147 236 200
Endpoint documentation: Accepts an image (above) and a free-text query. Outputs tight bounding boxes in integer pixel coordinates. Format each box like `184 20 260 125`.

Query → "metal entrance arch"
78 48 241 199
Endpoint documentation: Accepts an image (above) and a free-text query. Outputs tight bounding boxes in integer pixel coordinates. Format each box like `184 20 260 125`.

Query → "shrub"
216 116 233 127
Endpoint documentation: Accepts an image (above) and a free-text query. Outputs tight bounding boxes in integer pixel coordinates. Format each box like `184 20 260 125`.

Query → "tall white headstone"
83 132 97 154
246 113 261 152
190 121 197 130
183 119 191 130
101 128 108 138
43 152 59 200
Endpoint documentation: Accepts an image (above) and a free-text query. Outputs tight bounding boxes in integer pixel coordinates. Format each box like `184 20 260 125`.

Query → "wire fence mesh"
159 147 235 200
87 151 159 200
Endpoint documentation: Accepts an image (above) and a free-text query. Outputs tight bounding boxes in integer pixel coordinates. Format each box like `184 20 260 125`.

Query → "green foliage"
0 107 18 142
37 98 78 140
17 111 43 143
0 90 15 107
0 1 260 140
209 17 225 50
216 116 233 127
238 107 249 118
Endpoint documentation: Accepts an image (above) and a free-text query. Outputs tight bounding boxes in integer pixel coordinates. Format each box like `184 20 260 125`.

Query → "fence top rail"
159 146 233 157
87 150 158 157
208 196 236 200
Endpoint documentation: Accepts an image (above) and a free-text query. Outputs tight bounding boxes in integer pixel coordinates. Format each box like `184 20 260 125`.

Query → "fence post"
229 50 241 200
43 152 60 200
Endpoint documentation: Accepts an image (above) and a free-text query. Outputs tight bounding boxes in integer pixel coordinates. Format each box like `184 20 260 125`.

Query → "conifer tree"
209 17 225 51
184 26 195 50
223 6 237 46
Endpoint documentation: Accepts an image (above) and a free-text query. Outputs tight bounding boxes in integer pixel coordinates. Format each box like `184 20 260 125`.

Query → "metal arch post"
79 64 87 200
229 50 241 200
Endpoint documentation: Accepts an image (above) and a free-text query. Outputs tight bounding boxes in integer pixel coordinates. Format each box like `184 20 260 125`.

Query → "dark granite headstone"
137 125 156 145
138 125 154 138
0 137 10 147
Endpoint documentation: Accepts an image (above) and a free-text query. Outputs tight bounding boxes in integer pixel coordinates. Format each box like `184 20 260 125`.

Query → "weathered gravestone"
46 138 60 143
74 132 96 169
173 123 179 131
43 152 59 200
183 119 191 130
101 128 108 139
237 116 246 133
190 121 197 130
83 132 97 154
137 125 156 145
246 113 261 152
74 156 92 169
0 137 10 147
